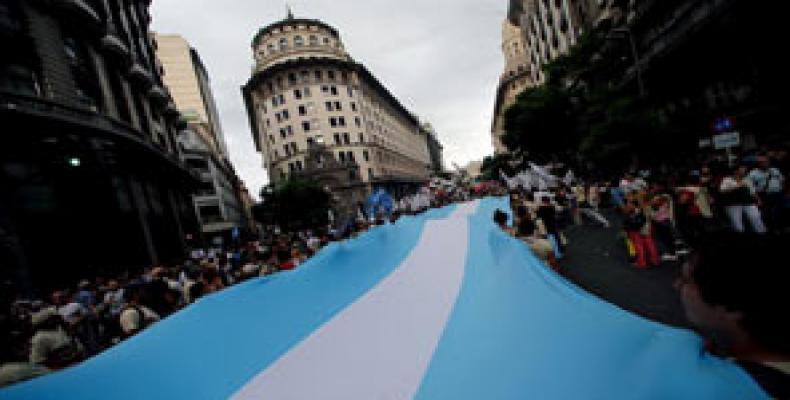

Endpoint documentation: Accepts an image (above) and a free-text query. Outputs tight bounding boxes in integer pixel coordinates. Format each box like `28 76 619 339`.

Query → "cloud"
151 0 507 199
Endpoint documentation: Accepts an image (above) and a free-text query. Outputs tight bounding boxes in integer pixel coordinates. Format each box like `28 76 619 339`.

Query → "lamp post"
608 27 645 98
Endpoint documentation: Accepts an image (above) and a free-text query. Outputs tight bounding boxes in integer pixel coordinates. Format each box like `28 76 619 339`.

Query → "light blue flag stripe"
415 197 766 400
0 205 457 400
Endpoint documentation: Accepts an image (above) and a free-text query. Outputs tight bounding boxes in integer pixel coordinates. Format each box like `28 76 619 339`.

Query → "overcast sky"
151 0 506 199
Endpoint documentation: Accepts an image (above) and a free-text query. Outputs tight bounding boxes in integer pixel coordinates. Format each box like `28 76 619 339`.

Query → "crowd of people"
496 148 788 271
0 180 499 388
493 148 789 397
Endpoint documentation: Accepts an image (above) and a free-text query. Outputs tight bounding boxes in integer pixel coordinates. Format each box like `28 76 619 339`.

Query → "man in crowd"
678 232 789 398
118 283 160 339
748 155 785 231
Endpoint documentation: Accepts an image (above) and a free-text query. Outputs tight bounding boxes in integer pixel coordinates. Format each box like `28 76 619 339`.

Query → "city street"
561 211 690 329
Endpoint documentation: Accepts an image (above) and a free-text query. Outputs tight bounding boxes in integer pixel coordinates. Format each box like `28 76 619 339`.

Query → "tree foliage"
253 178 331 231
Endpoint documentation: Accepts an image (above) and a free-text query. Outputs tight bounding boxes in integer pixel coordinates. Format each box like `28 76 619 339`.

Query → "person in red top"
277 249 296 271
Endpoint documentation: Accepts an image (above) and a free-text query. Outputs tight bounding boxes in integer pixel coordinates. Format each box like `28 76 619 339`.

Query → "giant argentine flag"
1 198 767 399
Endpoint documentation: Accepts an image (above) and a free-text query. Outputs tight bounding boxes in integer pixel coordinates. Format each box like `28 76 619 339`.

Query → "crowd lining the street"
0 182 498 387
2 148 788 396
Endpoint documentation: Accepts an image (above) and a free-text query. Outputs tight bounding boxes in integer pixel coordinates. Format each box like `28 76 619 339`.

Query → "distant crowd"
0 180 499 387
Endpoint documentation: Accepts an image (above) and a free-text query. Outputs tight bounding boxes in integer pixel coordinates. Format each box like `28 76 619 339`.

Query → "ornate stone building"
242 13 436 215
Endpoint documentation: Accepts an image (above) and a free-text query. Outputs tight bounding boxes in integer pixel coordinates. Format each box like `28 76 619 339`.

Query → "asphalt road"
558 210 691 329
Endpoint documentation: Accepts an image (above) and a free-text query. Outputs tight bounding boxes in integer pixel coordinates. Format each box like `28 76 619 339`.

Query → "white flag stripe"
231 201 478 400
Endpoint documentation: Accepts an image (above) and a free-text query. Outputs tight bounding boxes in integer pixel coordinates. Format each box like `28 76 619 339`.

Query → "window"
284 144 290 156
269 135 275 143
334 133 341 145
347 151 355 162
329 117 337 127
359 133 365 143
343 133 350 145
321 85 329 93
303 87 311 97
288 73 297 84
351 102 357 111
279 94 285 105
315 70 323 81
280 128 287 139
363 150 370 161
325 101 333 112
327 71 336 80
282 110 289 120
355 117 361 127
368 168 374 179
294 36 304 47
286 126 293 136
300 70 310 82
272 96 279 107
347 87 354 97
341 72 348 81
290 142 298 153
309 35 318 46
302 122 311 132
338 117 346 127
296 160 303 170
298 105 307 116
275 113 282 123
267 43 276 52
265 119 271 127
323 37 330 45
330 86 338 96
294 89 302 99
335 101 342 111
279 37 289 50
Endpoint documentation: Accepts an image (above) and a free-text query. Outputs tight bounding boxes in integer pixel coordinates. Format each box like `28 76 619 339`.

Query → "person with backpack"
118 283 160 339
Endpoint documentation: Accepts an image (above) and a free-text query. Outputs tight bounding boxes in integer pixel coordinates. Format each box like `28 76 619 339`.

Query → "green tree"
253 178 331 231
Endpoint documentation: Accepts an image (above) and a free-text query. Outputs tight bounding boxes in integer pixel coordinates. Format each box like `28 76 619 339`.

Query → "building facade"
493 0 622 154
156 34 250 244
421 123 445 174
0 0 199 294
243 14 435 219
491 19 534 154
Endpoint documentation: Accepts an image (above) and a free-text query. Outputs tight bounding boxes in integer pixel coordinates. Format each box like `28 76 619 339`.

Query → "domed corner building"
0 0 201 295
242 12 435 222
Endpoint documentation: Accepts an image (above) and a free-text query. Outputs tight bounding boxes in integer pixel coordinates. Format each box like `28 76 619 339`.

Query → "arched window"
294 36 304 47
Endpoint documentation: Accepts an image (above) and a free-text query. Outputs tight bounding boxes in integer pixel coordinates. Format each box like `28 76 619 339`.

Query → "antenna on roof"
286 3 294 20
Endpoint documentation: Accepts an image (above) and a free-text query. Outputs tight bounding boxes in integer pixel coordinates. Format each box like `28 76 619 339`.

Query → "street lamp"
607 27 645 98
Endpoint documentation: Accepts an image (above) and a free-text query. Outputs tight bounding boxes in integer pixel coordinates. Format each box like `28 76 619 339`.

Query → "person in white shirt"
720 166 766 233
118 284 160 338
748 156 785 229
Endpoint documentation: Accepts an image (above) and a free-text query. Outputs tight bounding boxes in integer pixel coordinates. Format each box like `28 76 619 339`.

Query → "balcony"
57 0 103 29
147 84 169 105
127 62 153 88
99 29 130 61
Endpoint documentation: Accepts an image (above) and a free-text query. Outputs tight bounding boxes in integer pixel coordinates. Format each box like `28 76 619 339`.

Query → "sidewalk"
559 210 691 328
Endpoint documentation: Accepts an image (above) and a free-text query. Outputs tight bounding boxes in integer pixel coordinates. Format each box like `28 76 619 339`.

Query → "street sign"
698 138 711 148
713 131 740 150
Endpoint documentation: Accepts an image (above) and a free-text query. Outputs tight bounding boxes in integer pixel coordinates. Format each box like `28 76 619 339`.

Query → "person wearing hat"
28 308 84 369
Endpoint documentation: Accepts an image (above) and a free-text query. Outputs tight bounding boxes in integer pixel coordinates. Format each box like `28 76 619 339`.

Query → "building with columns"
242 13 436 218
0 0 199 294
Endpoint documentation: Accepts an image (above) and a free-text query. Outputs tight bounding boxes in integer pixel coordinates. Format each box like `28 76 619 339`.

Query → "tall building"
155 34 248 244
243 13 435 219
155 34 228 158
491 19 534 154
0 0 199 294
493 0 621 154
